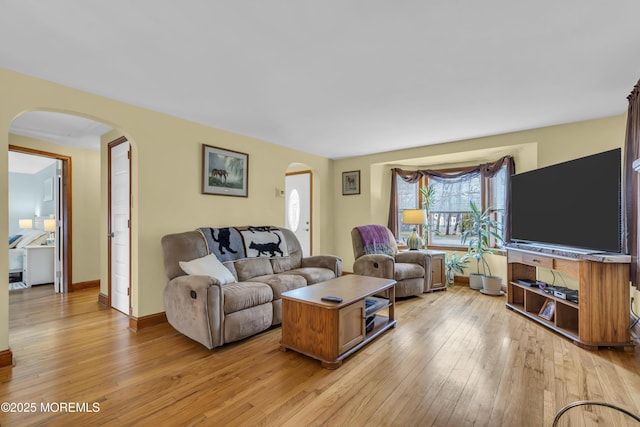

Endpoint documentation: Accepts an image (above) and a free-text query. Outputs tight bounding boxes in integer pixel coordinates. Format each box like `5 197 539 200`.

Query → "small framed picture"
43 177 53 201
202 144 249 197
539 299 555 321
342 170 360 195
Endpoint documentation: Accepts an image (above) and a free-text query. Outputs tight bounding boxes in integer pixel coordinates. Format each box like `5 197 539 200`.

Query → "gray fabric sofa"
161 227 342 349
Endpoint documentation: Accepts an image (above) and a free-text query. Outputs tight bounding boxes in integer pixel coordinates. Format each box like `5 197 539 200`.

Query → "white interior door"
109 140 130 314
54 161 63 293
285 171 311 256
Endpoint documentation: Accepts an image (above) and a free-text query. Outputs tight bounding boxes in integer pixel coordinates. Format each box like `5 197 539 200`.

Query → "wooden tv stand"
506 245 633 350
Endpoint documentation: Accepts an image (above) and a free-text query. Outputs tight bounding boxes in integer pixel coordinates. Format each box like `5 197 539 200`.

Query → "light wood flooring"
1 284 640 426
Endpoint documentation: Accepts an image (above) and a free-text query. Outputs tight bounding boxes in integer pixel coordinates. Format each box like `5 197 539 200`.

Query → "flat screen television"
510 148 623 254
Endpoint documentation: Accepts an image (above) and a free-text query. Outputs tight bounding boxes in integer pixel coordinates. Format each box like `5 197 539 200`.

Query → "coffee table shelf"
280 275 396 369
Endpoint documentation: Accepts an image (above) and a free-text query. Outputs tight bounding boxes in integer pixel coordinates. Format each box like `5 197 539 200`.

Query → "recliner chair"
351 225 431 297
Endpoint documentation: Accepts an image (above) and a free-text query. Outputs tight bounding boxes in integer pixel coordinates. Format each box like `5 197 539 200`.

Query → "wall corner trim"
97 292 109 306
0 349 14 368
129 312 168 332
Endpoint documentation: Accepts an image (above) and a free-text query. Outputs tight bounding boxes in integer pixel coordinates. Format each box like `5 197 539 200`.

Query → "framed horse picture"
202 144 249 197
342 170 360 195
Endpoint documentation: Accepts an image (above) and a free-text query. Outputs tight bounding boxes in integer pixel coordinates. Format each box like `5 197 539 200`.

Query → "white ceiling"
10 111 112 151
2 1 640 159
8 151 56 174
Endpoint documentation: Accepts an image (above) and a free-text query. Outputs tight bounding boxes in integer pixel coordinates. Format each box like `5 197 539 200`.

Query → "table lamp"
44 218 56 245
19 219 33 230
402 209 426 250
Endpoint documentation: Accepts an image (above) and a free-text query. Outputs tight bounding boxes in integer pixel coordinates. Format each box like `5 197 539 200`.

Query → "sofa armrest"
395 250 430 267
353 254 395 279
163 275 224 349
301 255 343 277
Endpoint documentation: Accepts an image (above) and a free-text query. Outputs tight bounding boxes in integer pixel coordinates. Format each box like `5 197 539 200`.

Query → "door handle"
108 232 115 238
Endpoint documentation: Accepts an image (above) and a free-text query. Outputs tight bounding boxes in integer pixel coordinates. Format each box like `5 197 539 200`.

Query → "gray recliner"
351 225 431 297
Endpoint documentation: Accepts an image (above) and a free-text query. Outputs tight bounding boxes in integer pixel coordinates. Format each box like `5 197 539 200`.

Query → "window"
396 177 419 242
488 166 507 248
394 162 510 249
429 171 482 247
287 189 300 231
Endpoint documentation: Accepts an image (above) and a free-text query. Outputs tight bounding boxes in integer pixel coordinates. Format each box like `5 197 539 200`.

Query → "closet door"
109 139 131 315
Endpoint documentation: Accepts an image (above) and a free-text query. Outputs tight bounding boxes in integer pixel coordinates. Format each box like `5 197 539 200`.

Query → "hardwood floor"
1 284 639 426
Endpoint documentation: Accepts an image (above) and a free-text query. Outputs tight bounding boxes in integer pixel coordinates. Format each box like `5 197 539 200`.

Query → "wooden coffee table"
280 275 396 369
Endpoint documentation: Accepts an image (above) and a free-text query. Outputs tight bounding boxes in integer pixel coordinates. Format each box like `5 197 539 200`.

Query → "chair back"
351 225 398 259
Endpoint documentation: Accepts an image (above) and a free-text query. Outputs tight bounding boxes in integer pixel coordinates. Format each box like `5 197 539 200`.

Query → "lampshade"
44 219 56 232
402 209 426 225
402 209 426 250
19 219 33 229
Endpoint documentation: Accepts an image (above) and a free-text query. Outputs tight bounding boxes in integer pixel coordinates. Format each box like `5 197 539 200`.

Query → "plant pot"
446 269 455 286
469 273 484 290
481 275 503 295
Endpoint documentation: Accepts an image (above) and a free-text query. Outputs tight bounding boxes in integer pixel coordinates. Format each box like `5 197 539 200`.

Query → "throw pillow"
9 234 22 248
16 231 48 248
179 254 237 285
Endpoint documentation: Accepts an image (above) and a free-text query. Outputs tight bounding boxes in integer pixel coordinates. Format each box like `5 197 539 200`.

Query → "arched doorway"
8 111 112 296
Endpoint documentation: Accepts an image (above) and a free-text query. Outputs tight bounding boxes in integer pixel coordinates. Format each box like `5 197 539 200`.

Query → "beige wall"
98 126 332 318
1 67 636 354
0 68 333 352
333 115 639 315
333 114 628 275
9 134 101 285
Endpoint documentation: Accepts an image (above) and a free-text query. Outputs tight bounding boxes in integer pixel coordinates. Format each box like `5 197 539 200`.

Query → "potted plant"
445 253 469 287
419 184 436 248
460 201 503 292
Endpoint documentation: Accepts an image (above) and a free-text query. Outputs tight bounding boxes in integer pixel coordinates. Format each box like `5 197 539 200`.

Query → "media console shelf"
506 246 633 350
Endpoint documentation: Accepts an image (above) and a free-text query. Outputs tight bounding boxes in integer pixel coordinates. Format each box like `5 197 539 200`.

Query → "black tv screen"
510 148 622 253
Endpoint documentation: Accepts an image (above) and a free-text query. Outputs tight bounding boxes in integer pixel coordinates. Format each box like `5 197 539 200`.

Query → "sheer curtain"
388 155 515 239
624 79 640 289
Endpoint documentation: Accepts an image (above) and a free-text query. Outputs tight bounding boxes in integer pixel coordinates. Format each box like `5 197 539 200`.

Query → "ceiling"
8 151 56 174
2 1 640 160
10 112 112 152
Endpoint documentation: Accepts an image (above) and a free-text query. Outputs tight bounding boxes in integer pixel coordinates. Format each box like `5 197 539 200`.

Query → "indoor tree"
460 200 503 289
419 184 436 247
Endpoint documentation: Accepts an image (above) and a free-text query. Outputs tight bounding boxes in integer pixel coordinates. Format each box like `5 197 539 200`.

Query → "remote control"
321 296 343 303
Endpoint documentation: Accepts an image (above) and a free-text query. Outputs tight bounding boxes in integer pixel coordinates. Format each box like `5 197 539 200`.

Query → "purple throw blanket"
356 225 394 256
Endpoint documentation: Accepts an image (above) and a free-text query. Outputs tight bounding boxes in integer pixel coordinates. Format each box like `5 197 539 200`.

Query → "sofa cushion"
240 228 289 258
250 273 307 299
222 261 238 281
224 303 273 343
280 267 336 285
234 257 274 281
179 253 237 285
271 299 282 326
223 282 273 314
394 262 425 281
270 253 301 273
